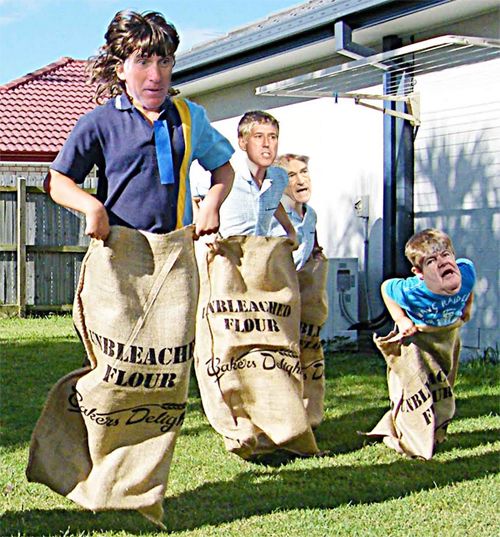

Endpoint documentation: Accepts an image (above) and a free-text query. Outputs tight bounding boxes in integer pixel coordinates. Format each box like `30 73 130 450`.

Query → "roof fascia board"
174 26 335 86
344 0 451 30
172 0 451 85
175 0 394 72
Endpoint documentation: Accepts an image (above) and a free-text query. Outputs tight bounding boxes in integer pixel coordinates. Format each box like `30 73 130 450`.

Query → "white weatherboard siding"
413 58 500 353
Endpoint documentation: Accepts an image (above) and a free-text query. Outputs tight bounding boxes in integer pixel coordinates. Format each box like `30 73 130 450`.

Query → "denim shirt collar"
240 164 276 189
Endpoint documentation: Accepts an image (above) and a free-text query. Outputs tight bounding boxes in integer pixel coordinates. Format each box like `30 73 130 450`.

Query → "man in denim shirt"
218 111 295 241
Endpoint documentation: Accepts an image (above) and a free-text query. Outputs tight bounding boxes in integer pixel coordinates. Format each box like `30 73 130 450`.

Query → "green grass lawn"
1 315 498 537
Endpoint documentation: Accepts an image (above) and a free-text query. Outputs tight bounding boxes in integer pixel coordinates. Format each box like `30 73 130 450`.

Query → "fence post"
17 177 27 317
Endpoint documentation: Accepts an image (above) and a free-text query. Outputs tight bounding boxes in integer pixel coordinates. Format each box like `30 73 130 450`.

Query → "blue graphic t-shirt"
384 258 476 326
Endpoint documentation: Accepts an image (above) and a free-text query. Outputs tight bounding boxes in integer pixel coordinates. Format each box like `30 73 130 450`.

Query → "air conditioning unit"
321 258 358 347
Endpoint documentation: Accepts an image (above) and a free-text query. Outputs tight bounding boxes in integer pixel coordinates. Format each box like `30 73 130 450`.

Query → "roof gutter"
172 0 451 86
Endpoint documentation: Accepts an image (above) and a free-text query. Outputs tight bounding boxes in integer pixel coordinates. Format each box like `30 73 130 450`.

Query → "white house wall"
190 92 385 324
188 10 499 355
413 58 500 353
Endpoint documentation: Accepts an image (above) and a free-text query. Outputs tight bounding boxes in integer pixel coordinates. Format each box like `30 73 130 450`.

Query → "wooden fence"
0 177 92 316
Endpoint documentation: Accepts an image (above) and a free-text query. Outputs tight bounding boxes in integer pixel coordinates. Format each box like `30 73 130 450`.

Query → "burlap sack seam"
119 240 183 354
74 243 98 367
76 231 183 371
204 240 237 424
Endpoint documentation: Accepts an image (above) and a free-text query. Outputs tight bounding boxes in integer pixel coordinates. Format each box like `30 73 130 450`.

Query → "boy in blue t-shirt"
382 228 475 336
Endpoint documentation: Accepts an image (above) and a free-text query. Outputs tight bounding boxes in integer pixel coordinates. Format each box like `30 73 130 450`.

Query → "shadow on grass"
2 446 498 536
313 388 499 456
455 394 500 419
2 343 499 535
314 405 387 454
313 368 498 456
163 449 499 534
435 427 500 453
314 389 500 456
324 351 386 380
179 422 214 437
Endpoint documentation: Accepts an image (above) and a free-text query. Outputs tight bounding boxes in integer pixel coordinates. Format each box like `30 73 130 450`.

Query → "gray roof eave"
173 0 451 84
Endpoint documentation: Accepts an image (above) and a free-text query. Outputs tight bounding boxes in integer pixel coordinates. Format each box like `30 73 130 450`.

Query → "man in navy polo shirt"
34 9 235 526
45 10 234 240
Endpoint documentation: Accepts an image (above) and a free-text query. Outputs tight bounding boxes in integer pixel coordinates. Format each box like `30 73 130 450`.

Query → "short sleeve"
267 166 289 190
51 112 103 183
384 278 411 309
457 258 476 292
188 102 234 171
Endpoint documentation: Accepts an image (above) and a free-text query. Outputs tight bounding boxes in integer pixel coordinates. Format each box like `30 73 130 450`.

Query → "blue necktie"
154 119 175 185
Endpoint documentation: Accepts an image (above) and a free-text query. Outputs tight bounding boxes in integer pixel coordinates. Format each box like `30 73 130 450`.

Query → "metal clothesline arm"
334 92 421 126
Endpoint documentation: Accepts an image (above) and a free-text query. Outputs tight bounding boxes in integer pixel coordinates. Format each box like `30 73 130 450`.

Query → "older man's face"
284 158 311 204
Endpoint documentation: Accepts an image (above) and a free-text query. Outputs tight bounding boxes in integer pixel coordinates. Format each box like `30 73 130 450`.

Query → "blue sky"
0 0 301 85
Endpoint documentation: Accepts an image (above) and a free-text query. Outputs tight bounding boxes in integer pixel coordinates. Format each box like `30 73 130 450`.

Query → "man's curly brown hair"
87 10 179 103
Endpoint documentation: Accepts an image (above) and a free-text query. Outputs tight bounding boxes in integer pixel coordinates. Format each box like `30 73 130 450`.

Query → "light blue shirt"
186 100 235 173
218 164 289 237
288 199 317 270
384 258 476 326
271 195 317 270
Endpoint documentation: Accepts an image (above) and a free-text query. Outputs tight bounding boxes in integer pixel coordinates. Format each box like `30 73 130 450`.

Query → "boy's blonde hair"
237 110 279 139
276 154 309 167
405 228 456 269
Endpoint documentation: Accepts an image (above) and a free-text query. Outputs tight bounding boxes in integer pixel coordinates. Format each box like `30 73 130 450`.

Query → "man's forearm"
205 162 234 209
46 169 110 240
45 169 104 216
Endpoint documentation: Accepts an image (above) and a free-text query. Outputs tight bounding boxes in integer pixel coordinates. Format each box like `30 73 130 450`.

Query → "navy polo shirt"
51 94 186 233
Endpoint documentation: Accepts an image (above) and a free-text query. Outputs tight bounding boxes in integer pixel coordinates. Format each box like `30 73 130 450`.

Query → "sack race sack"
26 225 198 528
194 235 319 459
365 321 463 460
297 254 329 428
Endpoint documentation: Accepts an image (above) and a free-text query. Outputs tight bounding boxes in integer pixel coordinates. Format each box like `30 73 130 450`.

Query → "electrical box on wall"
321 258 358 347
354 195 370 218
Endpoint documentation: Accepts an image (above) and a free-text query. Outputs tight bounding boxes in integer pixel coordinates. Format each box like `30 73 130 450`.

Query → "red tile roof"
0 57 98 162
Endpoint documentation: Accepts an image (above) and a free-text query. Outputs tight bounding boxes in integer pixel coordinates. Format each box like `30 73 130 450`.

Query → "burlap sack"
194 235 319 459
27 225 198 528
366 321 463 460
297 254 329 428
